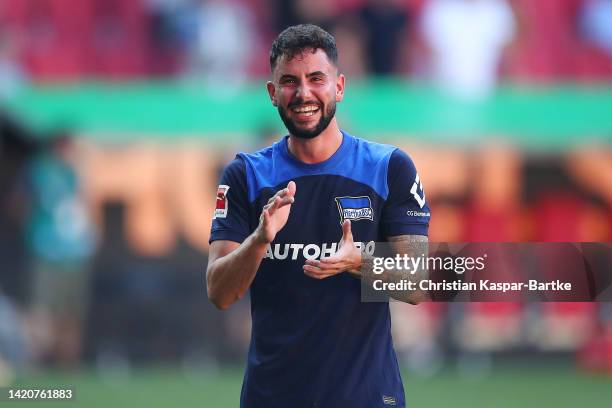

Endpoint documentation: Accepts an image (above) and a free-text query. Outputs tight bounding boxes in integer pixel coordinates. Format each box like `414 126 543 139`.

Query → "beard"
278 100 336 139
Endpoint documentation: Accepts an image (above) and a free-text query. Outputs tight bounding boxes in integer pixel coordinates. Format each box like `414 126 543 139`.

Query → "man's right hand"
208 181 296 309
254 181 296 244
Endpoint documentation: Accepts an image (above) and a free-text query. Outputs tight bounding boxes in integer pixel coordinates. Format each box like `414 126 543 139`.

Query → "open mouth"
291 104 320 119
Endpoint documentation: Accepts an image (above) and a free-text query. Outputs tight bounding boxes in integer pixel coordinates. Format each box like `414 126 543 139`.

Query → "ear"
335 73 345 102
266 81 277 107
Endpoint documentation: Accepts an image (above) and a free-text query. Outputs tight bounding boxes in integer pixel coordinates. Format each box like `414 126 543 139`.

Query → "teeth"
293 106 319 113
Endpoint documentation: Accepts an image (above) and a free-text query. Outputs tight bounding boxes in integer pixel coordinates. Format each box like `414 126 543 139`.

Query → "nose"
295 82 313 100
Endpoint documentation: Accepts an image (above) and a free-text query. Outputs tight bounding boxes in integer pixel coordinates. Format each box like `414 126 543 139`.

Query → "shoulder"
342 133 420 199
236 143 278 181
349 134 398 165
223 156 246 172
387 148 417 175
225 141 277 176
232 142 281 203
350 135 417 172
237 143 275 167
219 156 247 183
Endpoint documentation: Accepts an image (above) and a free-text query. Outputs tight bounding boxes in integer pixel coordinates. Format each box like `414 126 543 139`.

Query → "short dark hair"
269 24 338 71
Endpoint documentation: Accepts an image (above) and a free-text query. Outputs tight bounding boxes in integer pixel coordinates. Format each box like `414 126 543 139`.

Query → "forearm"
357 236 430 304
206 233 269 310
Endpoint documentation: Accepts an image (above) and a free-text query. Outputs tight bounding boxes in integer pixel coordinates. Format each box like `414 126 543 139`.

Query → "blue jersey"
210 131 430 408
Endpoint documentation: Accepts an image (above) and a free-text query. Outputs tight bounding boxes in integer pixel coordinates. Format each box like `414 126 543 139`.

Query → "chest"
253 176 385 244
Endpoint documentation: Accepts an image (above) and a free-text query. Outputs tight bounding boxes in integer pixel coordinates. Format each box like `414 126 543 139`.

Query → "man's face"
267 48 345 139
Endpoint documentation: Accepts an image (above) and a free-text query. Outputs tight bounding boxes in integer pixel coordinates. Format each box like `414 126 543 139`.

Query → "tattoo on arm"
359 235 430 304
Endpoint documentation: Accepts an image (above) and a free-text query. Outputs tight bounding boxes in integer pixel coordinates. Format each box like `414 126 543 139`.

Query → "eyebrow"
279 71 328 81
306 71 327 78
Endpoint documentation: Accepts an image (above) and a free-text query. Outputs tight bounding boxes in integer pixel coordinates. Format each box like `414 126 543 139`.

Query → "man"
207 24 430 408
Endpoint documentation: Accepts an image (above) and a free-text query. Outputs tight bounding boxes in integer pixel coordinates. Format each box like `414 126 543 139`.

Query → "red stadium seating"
575 44 612 81
508 0 612 81
463 203 522 241
2 0 149 80
2 0 610 82
89 0 149 78
3 0 89 79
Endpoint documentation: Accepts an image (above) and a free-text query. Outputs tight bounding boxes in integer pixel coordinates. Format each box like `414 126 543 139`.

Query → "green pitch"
8 362 612 408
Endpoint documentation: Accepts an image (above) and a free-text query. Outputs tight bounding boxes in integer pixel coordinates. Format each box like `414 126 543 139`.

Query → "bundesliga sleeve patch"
214 185 230 219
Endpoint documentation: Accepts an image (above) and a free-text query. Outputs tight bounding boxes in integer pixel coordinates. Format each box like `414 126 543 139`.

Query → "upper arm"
207 240 241 269
381 149 430 238
208 158 252 272
387 235 428 244
210 157 252 244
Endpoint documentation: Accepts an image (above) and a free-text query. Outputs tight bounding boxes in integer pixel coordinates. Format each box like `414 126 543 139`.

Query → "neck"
287 119 342 164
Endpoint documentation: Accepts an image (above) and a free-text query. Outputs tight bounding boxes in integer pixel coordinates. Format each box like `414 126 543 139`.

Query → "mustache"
288 100 321 109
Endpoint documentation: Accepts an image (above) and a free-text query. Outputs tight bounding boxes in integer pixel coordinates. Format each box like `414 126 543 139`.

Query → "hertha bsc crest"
214 185 230 219
335 196 373 224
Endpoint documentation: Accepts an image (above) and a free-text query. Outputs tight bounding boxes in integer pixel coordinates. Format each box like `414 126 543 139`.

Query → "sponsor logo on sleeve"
407 210 431 217
214 185 230 219
335 196 373 224
410 173 426 209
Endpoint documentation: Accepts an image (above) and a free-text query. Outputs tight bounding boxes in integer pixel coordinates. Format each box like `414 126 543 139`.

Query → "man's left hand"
303 220 362 279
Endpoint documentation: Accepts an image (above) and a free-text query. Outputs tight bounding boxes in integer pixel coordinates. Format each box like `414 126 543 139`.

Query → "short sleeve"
209 157 252 244
380 149 431 238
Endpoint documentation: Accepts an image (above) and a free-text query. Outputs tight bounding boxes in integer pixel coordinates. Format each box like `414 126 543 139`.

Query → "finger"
304 270 327 280
306 259 340 271
303 265 327 279
303 263 339 274
303 265 338 279
276 188 289 198
276 196 294 208
267 196 283 215
342 219 353 241
309 271 339 279
271 195 295 212
305 272 336 280
303 264 322 274
304 259 318 266
319 258 339 266
261 204 271 219
267 188 288 205
262 208 270 225
320 255 342 264
287 181 296 198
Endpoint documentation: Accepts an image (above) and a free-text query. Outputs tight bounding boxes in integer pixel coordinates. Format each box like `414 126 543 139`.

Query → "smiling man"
206 24 431 408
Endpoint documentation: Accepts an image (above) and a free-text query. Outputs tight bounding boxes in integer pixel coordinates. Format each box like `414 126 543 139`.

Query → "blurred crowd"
0 0 612 99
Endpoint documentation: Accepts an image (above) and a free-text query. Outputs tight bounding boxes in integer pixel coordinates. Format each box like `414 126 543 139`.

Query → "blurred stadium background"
1 0 612 406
